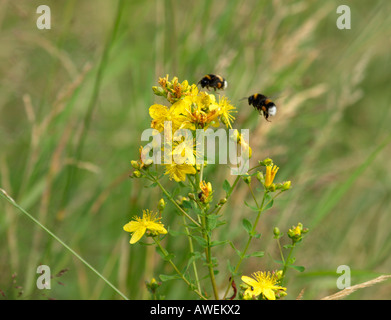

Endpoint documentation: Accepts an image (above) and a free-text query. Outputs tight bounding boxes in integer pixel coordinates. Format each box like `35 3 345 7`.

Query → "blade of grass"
60 0 126 212
0 188 129 300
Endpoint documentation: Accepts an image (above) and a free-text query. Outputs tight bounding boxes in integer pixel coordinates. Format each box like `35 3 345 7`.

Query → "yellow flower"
164 162 197 182
199 180 213 203
123 210 167 244
149 103 184 132
241 271 286 300
217 96 236 129
172 135 196 165
178 95 218 130
265 165 279 187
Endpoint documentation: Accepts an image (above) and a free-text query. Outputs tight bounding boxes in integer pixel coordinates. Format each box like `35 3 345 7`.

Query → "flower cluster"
123 75 308 301
151 75 236 132
256 158 291 192
287 222 309 244
133 75 238 183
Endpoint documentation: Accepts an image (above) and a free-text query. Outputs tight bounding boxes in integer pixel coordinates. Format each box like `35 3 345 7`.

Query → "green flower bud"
256 171 264 182
273 227 281 238
218 198 227 205
152 86 166 96
268 183 276 192
131 160 140 169
243 175 251 184
158 198 166 212
259 158 273 166
282 181 291 191
133 170 142 178
188 193 196 201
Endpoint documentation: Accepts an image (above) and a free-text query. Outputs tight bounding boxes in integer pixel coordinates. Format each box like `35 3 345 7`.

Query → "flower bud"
259 158 273 166
152 86 166 96
131 160 140 169
218 198 227 205
273 227 281 238
268 183 276 192
188 193 196 201
256 171 264 182
282 181 291 191
242 175 251 184
158 198 166 212
133 170 142 178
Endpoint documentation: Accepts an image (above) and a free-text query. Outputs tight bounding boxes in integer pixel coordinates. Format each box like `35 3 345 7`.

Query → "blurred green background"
1 0 391 300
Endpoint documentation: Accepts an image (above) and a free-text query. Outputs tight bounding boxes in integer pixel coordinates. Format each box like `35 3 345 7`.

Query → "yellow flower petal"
262 288 276 300
123 221 140 233
129 227 146 244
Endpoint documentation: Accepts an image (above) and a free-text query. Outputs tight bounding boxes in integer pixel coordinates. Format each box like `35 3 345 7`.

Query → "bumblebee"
247 93 277 121
198 74 227 91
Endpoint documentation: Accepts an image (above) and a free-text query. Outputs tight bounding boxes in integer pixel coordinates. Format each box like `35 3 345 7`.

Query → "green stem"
200 212 219 300
0 188 129 300
154 238 207 300
222 187 267 300
182 215 202 295
150 175 201 227
281 244 296 283
277 238 285 265
209 175 240 216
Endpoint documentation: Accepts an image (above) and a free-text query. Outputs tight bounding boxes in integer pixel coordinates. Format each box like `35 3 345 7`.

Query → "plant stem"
222 187 267 300
200 212 219 300
154 238 207 300
281 244 296 283
0 188 129 300
182 215 202 295
209 175 240 216
150 175 201 227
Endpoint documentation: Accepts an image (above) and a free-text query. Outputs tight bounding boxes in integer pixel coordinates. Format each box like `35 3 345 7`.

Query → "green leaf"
289 265 305 272
159 274 182 282
210 240 228 247
144 182 157 188
229 241 242 257
192 235 208 248
248 251 265 258
253 233 262 239
155 246 174 261
244 201 259 212
263 199 274 211
227 260 235 274
242 218 252 234
262 193 274 211
223 179 231 193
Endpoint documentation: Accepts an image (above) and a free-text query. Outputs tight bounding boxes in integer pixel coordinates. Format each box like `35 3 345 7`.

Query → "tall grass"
0 0 391 299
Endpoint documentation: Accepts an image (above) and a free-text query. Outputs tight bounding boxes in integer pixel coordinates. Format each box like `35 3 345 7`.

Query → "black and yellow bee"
246 93 277 122
198 74 227 91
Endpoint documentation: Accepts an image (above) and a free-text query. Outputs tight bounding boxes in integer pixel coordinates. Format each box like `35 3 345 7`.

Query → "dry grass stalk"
321 275 391 300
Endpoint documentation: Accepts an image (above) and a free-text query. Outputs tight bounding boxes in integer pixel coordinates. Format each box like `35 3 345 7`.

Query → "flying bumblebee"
198 74 227 91
246 93 277 122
